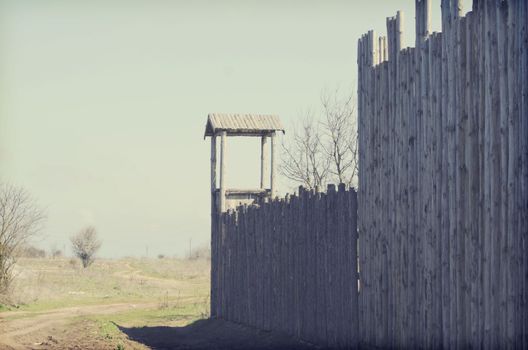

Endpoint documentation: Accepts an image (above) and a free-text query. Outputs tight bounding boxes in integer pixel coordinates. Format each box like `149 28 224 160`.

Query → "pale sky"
0 0 471 258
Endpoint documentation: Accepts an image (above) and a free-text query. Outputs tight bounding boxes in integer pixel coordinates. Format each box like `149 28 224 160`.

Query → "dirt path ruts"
0 302 155 350
0 262 205 349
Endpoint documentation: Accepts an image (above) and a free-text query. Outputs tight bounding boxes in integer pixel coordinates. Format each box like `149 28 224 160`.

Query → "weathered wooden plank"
316 190 327 345
210 135 218 318
496 2 509 346
372 36 386 348
299 188 307 340
261 201 268 330
517 1 528 348
241 205 249 325
293 189 301 338
350 189 359 348
356 35 365 346
334 184 342 346
476 0 486 344
249 206 257 327
489 1 502 347
483 1 494 348
409 47 417 348
456 14 468 347
368 34 375 346
255 201 263 329
397 47 407 349
505 2 518 347
416 2 431 343
440 2 451 347
326 184 337 347
341 185 350 345
423 35 433 349
431 32 443 348
363 31 372 347
289 194 296 336
281 196 288 332
219 131 227 213
518 2 523 344
306 189 317 344
470 6 480 346
384 15 396 349
463 11 476 348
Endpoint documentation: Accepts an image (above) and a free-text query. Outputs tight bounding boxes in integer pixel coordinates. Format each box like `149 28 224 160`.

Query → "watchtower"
204 113 284 317
204 113 285 214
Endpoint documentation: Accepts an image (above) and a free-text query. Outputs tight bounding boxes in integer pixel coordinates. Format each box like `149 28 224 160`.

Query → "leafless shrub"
70 226 101 268
0 183 45 295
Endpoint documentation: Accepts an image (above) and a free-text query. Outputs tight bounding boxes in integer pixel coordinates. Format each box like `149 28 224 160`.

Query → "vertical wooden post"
220 131 227 213
261 135 269 189
211 134 217 209
415 0 431 46
270 132 277 198
210 134 217 317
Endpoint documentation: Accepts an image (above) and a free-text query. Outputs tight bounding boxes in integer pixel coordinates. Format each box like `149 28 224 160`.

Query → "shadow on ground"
117 318 319 350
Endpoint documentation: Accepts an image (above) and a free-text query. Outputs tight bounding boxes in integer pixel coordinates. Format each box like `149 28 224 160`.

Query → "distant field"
0 257 210 349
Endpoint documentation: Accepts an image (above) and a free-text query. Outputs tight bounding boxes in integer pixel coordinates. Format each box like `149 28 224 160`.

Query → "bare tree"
0 183 45 294
320 89 359 187
280 115 330 190
70 226 101 268
281 89 359 190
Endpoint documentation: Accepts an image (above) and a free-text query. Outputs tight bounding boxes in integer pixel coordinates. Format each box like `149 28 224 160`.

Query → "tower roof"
204 113 284 138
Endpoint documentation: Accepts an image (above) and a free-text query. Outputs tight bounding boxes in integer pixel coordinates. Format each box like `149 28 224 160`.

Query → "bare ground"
0 303 154 350
0 303 318 350
0 258 318 350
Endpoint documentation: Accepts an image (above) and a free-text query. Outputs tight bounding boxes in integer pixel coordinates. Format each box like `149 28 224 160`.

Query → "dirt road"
0 304 318 350
0 303 154 350
1 259 317 349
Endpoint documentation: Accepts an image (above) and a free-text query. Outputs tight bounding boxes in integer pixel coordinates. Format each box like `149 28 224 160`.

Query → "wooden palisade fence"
212 185 359 348
358 0 527 348
211 0 527 348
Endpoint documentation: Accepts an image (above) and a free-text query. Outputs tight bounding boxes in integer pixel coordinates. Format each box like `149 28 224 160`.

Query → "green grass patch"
0 303 12 312
90 302 208 340
15 296 144 313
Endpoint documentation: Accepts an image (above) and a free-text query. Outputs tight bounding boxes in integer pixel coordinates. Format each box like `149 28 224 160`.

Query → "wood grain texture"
216 185 359 348
357 0 527 347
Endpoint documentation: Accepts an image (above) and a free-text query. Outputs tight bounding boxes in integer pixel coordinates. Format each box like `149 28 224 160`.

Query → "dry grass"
5 256 210 312
0 256 210 349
